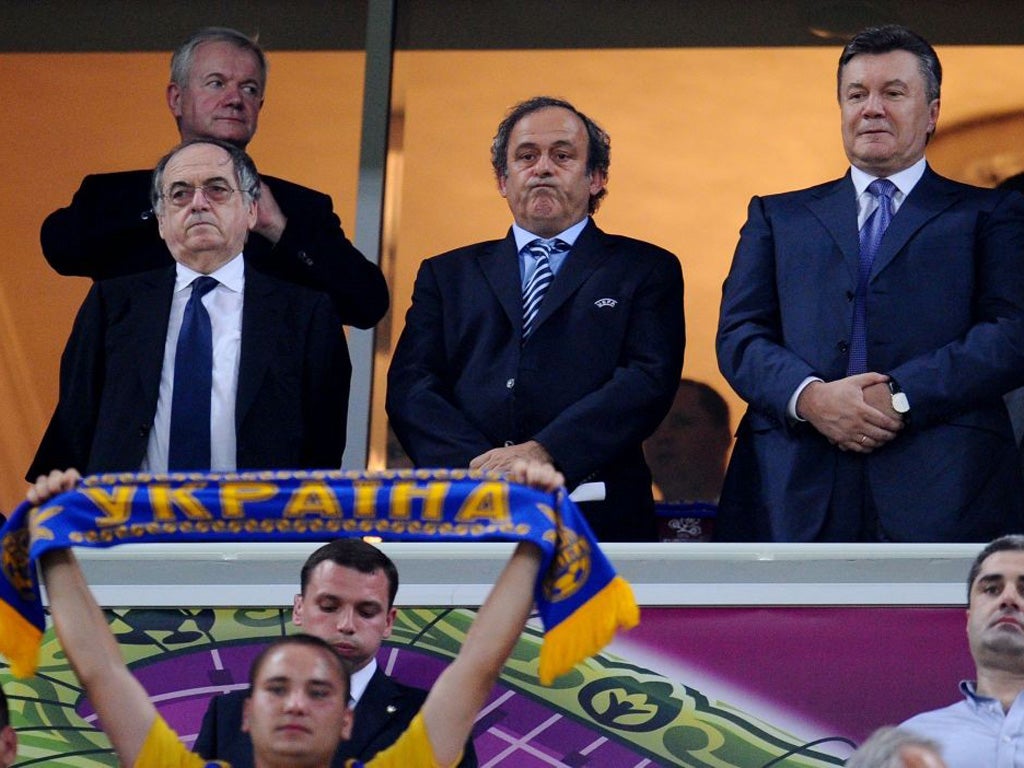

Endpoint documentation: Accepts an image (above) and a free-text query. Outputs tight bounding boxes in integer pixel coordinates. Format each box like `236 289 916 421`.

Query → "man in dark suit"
40 26 387 329
386 96 685 541
28 139 349 478
716 25 1024 542
194 539 477 766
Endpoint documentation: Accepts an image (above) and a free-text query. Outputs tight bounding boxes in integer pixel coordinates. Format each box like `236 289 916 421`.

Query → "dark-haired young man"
196 538 476 765
29 460 561 768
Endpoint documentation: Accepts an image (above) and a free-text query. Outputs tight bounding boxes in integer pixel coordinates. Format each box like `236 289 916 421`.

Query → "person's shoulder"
590 228 677 262
208 688 249 713
79 169 152 190
422 237 510 268
376 672 429 706
899 698 969 731
261 174 332 206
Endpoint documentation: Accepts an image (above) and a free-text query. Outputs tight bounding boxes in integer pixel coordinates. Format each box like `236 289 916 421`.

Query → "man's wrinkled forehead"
164 145 236 184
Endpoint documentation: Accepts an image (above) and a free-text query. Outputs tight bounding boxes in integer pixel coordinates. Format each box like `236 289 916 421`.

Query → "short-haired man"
41 26 388 329
0 683 16 768
195 539 476 765
900 535 1024 766
29 460 562 768
387 96 685 542
716 25 1024 542
28 139 349 478
846 727 946 768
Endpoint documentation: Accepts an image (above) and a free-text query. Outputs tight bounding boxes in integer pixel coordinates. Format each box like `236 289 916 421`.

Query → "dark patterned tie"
847 179 897 375
522 238 569 340
169 275 219 470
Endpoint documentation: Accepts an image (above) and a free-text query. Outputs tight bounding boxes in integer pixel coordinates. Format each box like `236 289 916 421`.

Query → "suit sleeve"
888 190 1024 427
302 292 351 469
255 179 389 329
27 285 107 479
534 252 685 485
716 196 819 425
191 693 221 758
40 174 169 279
386 260 495 467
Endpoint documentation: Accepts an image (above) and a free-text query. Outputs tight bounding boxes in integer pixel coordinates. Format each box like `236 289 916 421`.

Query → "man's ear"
167 82 183 119
241 697 252 733
292 593 304 627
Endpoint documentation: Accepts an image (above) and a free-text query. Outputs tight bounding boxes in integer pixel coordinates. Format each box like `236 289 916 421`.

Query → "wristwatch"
888 379 910 418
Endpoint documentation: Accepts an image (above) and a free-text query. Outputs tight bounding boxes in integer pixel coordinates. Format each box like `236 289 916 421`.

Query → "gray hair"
837 25 941 104
150 138 261 213
170 26 267 91
846 727 943 768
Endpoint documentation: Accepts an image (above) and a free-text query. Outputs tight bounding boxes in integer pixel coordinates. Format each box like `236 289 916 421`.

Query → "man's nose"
221 83 243 107
336 607 356 632
862 92 885 116
189 187 212 211
283 688 308 713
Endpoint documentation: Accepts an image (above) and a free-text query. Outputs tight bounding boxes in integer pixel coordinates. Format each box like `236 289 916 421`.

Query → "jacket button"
138 423 151 437
846 291 855 301
297 250 314 266
506 378 515 389
837 341 849 353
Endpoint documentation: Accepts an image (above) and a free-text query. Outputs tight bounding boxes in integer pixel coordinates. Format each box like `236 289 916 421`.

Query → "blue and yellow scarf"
0 468 637 684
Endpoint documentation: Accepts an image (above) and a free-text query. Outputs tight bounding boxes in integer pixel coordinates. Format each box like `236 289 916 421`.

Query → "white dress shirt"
142 255 244 473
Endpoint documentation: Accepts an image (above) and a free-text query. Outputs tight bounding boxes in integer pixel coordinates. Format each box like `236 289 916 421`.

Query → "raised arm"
30 469 157 768
419 460 559 766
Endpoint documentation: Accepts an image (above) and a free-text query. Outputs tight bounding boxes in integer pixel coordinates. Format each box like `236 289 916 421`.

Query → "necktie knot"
868 178 897 203
191 275 219 299
526 238 570 259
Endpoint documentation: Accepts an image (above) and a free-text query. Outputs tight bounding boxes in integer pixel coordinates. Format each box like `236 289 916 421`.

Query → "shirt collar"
511 217 590 253
174 253 245 294
850 157 927 200
348 657 378 707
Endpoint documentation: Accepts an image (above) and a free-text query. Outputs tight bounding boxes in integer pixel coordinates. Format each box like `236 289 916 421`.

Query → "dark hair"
170 27 267 92
837 25 942 104
248 634 350 701
151 138 261 212
0 681 8 729
679 379 731 430
967 535 1024 602
491 96 611 214
301 539 399 609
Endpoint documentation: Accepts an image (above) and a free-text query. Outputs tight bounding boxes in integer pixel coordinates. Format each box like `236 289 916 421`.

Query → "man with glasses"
28 139 349 478
41 26 388 330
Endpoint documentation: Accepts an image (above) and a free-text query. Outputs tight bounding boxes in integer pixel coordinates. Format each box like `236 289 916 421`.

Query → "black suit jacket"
193 667 477 766
716 167 1024 541
41 169 388 328
28 264 350 478
386 219 685 541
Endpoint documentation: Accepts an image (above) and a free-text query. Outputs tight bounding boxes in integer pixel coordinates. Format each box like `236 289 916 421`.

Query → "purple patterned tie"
847 179 896 375
522 238 569 340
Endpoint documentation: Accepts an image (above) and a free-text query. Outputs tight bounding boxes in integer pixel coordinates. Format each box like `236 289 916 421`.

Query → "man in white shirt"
28 139 349 478
901 536 1024 767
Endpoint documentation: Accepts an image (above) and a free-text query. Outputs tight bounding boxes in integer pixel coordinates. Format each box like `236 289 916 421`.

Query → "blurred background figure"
846 727 946 768
0 682 16 768
644 379 731 541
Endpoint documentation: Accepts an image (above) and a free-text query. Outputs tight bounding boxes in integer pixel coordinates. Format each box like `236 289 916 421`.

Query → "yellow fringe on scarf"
538 575 639 685
0 599 43 678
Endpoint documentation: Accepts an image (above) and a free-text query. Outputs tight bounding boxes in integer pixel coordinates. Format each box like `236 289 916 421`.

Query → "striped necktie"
847 179 896 375
522 238 569 340
169 275 218 470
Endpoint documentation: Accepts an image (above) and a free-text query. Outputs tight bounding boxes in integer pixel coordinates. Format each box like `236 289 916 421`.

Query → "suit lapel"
346 668 402 754
133 269 176 410
236 265 282 428
531 218 609 334
805 174 861 283
869 165 959 278
477 231 523 330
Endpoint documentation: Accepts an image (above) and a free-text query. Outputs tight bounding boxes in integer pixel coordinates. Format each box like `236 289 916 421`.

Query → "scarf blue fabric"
1 468 638 683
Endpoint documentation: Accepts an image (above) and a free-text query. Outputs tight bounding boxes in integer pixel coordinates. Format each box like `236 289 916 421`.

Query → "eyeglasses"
162 183 238 208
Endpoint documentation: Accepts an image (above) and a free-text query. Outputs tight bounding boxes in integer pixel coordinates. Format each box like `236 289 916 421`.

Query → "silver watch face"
892 391 910 414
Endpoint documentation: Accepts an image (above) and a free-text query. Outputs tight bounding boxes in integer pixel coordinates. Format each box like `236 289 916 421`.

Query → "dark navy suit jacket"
28 264 350 478
387 219 685 541
41 170 388 329
193 667 477 766
716 166 1024 542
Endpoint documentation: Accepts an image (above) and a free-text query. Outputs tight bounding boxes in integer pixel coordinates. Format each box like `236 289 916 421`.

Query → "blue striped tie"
522 238 569 340
169 275 218 470
847 179 896 375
